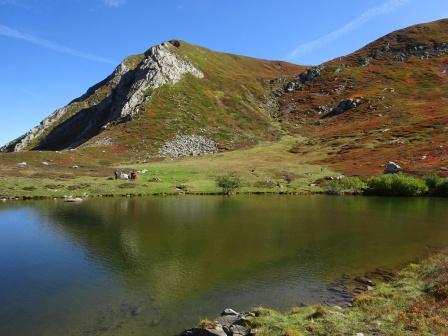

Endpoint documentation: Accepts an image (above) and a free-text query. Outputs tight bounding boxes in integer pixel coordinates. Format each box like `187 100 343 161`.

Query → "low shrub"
367 174 428 196
323 176 367 195
216 175 241 195
198 319 217 329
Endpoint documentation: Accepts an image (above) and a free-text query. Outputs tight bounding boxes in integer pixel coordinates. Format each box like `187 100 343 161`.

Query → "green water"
0 195 447 335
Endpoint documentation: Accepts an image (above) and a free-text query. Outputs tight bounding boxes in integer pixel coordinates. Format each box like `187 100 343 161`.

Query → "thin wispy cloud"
288 0 410 61
103 0 126 7
0 23 116 65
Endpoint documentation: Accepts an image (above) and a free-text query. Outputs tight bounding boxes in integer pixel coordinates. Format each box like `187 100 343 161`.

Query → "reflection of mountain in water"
34 196 448 308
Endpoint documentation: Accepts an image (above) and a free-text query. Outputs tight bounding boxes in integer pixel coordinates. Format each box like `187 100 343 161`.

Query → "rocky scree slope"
1 40 301 157
276 18 448 175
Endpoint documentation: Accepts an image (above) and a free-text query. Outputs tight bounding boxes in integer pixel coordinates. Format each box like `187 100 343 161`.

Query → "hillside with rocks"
1 40 301 157
2 19 448 176
276 18 448 175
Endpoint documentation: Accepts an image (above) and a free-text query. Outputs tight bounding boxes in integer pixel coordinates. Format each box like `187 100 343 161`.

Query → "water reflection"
0 196 447 336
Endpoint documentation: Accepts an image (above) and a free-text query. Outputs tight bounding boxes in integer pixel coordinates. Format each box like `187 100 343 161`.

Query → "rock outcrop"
322 98 364 118
179 309 253 336
370 42 448 62
284 66 323 92
1 41 203 152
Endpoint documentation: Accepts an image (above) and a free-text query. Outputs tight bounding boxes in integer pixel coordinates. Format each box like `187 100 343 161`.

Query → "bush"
367 174 429 196
324 176 367 195
424 174 448 196
216 175 241 195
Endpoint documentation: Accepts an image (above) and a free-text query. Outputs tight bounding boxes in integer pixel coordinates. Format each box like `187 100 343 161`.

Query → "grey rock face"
158 135 218 158
1 41 203 152
112 43 204 120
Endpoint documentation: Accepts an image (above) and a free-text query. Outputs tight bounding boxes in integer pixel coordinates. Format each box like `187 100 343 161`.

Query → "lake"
0 195 447 336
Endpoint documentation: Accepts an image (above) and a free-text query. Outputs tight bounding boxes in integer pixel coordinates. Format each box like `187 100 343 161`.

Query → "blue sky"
1 0 447 145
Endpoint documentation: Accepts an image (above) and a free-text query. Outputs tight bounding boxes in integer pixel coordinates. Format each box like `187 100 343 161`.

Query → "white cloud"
0 23 116 65
103 0 126 7
288 0 410 61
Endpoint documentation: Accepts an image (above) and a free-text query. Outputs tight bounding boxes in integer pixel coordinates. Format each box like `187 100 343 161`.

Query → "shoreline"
1 189 447 203
179 248 448 335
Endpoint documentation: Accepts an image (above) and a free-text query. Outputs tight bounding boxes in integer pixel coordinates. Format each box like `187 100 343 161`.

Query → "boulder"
17 162 27 168
323 98 364 118
221 308 239 316
355 276 375 287
64 197 84 203
384 161 401 174
179 326 227 336
222 324 249 336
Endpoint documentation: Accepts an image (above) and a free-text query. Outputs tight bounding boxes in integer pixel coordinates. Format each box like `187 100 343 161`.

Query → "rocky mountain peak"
1 41 204 152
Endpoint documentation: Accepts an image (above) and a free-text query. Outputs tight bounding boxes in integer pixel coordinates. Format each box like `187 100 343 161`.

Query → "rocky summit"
2 41 204 152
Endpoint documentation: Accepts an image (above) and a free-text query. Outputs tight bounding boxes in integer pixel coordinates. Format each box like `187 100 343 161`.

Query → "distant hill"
2 19 448 175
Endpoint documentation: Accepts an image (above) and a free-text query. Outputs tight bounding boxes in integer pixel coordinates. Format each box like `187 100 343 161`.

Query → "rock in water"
179 326 227 336
221 308 239 316
64 197 84 203
384 161 401 174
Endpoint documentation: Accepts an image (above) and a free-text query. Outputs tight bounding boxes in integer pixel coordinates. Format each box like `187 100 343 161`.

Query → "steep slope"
277 18 448 175
1 41 302 156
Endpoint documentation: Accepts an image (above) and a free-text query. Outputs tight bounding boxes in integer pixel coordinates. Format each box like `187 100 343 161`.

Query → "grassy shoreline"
1 136 447 200
189 249 448 336
248 248 448 335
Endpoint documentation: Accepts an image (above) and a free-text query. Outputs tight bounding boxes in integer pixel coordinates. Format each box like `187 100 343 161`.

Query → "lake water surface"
0 195 447 336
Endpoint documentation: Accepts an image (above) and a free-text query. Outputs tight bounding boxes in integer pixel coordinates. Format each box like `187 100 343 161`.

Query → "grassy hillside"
93 41 302 159
0 136 336 199
279 19 448 176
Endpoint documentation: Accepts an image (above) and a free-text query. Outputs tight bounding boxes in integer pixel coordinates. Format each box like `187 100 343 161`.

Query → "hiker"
114 170 120 180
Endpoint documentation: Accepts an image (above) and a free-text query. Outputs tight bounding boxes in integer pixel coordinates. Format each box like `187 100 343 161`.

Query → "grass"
0 136 337 199
248 249 448 335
